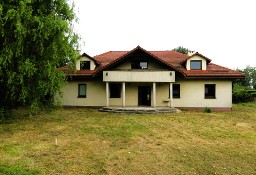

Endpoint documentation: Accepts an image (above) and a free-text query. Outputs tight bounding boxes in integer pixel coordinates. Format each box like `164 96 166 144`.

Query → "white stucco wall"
76 56 96 70
57 80 106 106
186 55 207 70
173 80 232 108
57 79 232 108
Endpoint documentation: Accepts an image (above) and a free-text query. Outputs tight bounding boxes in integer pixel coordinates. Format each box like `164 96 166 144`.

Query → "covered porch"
103 70 176 108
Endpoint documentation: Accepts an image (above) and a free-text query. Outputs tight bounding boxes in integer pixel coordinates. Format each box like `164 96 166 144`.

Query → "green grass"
0 104 256 175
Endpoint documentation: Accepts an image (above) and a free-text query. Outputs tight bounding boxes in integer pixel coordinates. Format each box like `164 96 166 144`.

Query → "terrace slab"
99 107 181 114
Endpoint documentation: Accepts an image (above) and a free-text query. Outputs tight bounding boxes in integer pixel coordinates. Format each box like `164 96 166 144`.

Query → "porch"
103 70 176 108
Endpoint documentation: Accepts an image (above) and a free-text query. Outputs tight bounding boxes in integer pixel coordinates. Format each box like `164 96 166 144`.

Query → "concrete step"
99 107 181 114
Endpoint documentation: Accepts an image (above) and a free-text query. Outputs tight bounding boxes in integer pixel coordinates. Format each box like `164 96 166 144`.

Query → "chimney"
187 50 195 56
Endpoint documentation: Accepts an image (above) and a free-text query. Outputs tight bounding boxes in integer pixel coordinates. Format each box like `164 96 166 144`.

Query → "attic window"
80 61 90 70
190 60 202 70
131 61 148 69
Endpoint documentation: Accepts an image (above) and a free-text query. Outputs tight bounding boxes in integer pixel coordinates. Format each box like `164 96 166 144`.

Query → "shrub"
204 107 212 113
232 83 255 103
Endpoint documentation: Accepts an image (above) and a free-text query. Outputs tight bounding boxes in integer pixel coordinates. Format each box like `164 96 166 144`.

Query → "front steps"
99 107 181 114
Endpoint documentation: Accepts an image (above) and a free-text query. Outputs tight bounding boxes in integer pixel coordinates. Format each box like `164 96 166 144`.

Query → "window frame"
80 61 91 70
131 60 148 69
169 84 180 98
110 83 121 98
190 60 202 70
205 84 216 99
173 84 181 98
78 84 87 98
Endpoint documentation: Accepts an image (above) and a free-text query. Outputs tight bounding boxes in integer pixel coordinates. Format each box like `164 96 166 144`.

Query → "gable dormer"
104 46 175 71
76 53 99 70
181 52 211 70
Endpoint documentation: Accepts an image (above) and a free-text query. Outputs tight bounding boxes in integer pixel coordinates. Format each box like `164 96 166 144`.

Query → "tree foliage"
232 83 255 103
242 66 256 89
232 66 256 103
0 0 79 118
234 66 256 89
172 46 192 55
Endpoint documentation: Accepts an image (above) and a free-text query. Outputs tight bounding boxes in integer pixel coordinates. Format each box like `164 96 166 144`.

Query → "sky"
72 0 256 69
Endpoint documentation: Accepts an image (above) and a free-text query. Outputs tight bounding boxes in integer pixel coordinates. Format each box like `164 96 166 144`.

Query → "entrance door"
138 86 151 106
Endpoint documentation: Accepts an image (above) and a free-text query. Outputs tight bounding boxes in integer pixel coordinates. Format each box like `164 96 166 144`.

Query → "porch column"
106 82 109 107
122 82 126 107
153 82 156 107
169 83 173 107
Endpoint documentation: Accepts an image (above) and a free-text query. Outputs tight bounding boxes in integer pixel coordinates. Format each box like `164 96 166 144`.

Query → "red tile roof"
58 65 97 76
81 52 100 65
59 46 245 79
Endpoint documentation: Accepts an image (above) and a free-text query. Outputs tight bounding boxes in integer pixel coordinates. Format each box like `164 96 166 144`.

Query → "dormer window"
131 61 148 69
190 60 202 70
80 61 90 70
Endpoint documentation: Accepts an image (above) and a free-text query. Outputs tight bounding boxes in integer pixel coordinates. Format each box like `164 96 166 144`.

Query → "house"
57 46 245 111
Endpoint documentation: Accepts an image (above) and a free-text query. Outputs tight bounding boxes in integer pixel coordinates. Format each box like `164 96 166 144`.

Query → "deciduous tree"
234 66 256 89
243 66 256 89
172 46 193 55
0 0 79 119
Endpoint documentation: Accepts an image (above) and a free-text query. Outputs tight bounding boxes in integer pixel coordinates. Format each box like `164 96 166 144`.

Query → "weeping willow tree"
0 0 79 119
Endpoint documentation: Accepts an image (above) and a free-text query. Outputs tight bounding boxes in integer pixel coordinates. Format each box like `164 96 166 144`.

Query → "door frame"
138 86 151 106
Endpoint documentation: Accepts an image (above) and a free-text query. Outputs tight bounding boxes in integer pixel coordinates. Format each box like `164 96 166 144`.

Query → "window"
110 83 121 98
131 61 148 69
205 84 216 99
190 60 202 70
80 61 90 70
169 84 180 98
173 84 180 98
78 84 86 98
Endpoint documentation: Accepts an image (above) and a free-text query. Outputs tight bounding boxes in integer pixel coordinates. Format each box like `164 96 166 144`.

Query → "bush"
204 107 212 113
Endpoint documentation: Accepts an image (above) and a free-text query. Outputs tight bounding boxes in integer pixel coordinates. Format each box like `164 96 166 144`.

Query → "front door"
138 86 151 106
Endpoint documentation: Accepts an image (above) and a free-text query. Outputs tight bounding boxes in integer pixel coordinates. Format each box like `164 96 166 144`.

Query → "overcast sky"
73 0 256 69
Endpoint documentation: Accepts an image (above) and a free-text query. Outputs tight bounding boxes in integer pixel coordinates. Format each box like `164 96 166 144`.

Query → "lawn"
0 104 256 175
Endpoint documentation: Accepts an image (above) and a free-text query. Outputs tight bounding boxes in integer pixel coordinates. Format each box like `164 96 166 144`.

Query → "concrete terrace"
99 107 181 114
